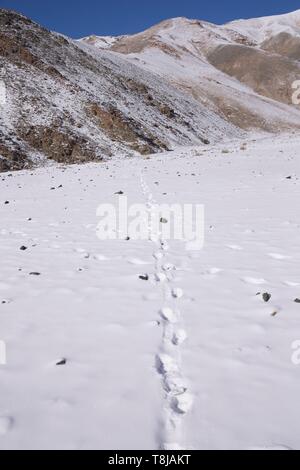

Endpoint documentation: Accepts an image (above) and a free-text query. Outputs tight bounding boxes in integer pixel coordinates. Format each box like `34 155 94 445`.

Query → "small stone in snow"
56 358 67 366
262 293 272 302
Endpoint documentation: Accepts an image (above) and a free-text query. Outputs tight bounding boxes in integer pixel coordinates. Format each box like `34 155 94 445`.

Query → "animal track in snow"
153 251 165 261
156 355 192 411
155 273 167 283
162 263 176 272
164 375 188 396
156 353 179 375
172 288 184 299
140 167 192 450
172 392 194 415
160 241 170 251
172 329 187 346
160 307 178 324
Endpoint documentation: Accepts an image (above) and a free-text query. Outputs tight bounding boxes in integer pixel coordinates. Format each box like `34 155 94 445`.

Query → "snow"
1 133 300 449
79 35 127 49
226 9 300 43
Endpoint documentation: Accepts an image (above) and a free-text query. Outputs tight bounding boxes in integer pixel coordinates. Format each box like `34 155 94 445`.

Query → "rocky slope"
0 9 241 172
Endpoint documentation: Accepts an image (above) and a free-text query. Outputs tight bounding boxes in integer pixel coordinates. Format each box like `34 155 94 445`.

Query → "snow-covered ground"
0 133 300 450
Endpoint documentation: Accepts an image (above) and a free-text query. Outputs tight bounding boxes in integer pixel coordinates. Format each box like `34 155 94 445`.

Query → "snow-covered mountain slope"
81 11 300 123
0 10 239 172
225 9 300 43
1 133 300 450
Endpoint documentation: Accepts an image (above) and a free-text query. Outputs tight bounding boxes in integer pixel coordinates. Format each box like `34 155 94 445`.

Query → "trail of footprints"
140 171 193 451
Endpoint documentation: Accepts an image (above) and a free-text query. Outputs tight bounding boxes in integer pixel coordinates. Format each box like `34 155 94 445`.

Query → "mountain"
0 9 241 172
81 11 300 129
1 9 300 172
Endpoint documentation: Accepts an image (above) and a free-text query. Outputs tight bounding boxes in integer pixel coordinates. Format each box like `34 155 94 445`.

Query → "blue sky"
1 0 299 38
